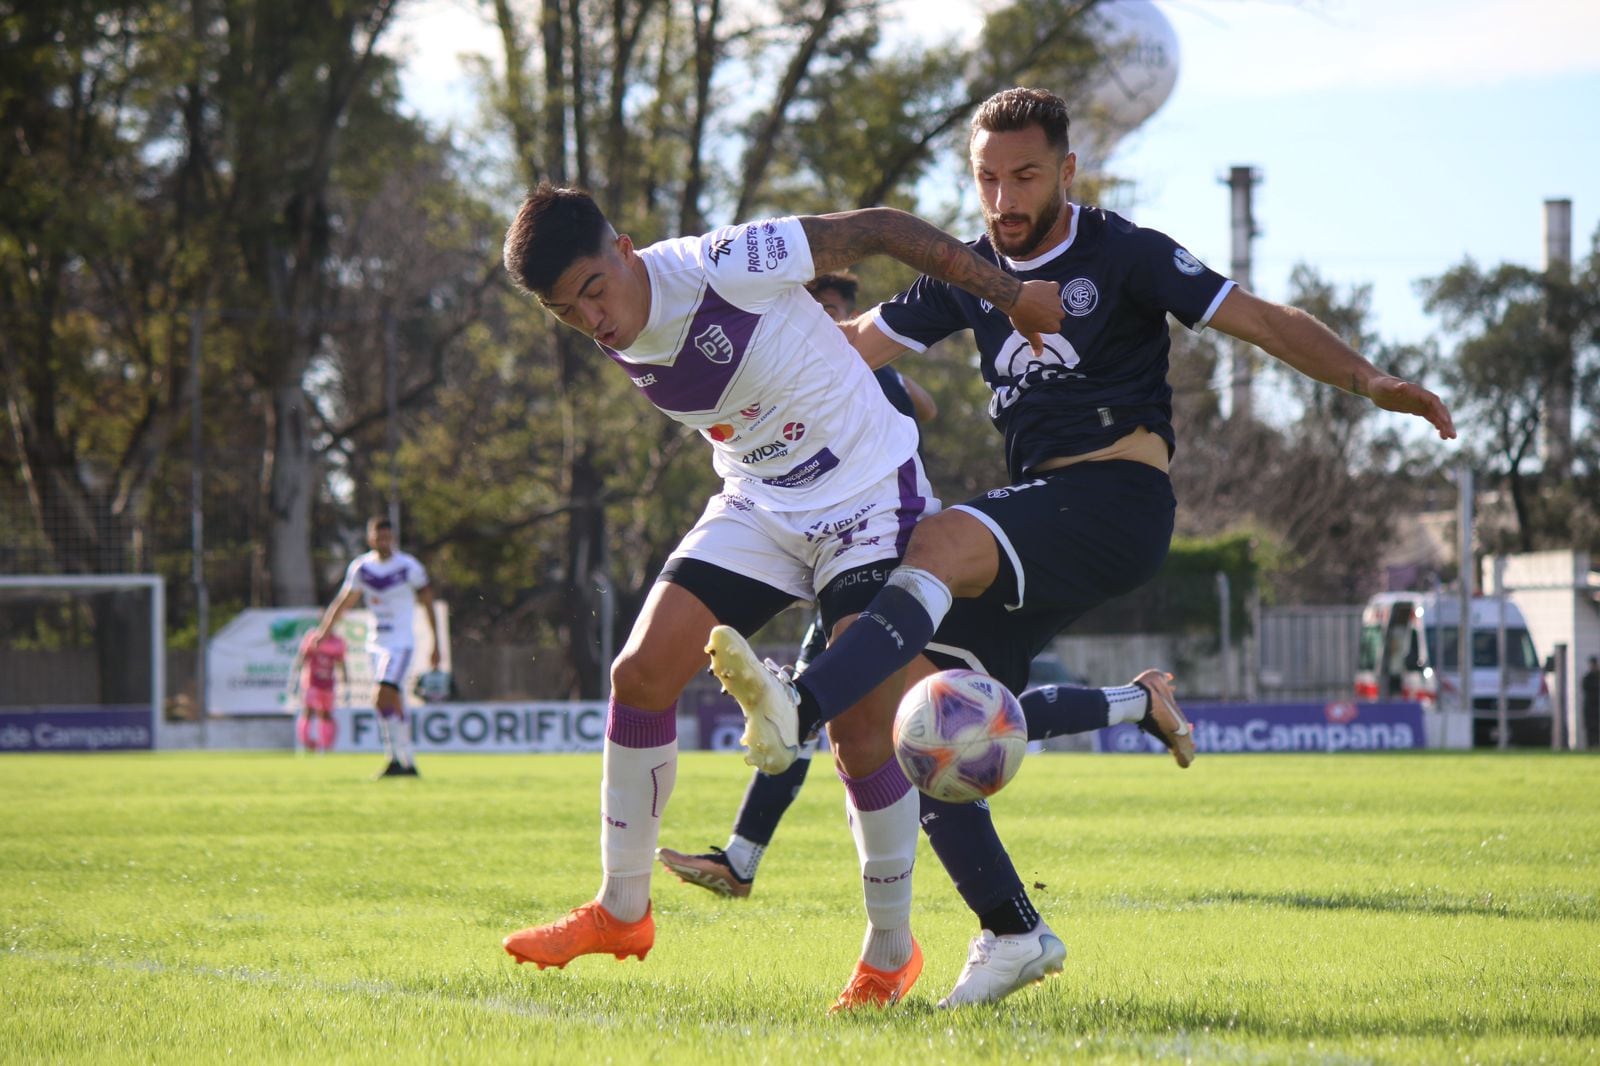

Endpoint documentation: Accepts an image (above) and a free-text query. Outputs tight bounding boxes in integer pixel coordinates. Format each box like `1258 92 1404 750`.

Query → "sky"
386 0 1600 351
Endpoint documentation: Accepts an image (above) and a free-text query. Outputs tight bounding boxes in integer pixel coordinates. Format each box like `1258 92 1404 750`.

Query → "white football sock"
842 759 918 971
597 700 678 922
1104 683 1150 725
722 834 765 881
390 710 415 766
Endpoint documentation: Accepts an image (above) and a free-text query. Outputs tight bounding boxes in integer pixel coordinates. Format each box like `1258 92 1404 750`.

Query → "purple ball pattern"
894 670 1026 803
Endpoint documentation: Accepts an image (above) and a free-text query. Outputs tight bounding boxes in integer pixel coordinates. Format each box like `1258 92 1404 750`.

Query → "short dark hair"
806 271 860 308
970 87 1071 156
367 516 392 533
503 183 614 295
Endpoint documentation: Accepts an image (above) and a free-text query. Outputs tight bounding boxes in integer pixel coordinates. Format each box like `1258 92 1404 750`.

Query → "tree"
1421 229 1600 551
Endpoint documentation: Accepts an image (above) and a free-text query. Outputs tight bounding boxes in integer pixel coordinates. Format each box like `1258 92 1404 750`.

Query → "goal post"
0 574 164 752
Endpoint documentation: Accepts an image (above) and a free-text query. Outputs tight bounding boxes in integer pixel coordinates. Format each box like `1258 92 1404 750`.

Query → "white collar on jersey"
1000 202 1080 272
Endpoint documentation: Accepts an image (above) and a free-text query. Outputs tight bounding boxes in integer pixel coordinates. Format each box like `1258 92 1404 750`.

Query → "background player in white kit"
311 516 443 778
498 183 1061 1011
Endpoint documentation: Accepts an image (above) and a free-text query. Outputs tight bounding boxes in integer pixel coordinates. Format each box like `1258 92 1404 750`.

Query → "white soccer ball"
893 669 1027 804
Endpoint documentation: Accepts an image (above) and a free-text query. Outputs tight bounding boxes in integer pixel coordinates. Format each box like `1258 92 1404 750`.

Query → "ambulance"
1355 591 1551 745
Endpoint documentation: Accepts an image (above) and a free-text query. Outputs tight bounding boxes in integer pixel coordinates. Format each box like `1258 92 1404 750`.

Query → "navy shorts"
924 461 1175 692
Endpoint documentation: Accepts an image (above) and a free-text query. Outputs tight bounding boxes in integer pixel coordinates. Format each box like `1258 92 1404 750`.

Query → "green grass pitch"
3 749 1598 1063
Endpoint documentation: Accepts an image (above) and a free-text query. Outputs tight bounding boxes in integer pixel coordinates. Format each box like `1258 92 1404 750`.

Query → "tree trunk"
267 380 317 605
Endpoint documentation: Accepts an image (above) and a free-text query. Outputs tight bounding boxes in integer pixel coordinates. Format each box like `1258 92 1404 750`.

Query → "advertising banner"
1093 700 1426 755
328 701 607 753
207 607 448 716
0 706 154 752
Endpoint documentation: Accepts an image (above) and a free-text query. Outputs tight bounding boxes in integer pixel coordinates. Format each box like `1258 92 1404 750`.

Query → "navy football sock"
1019 684 1112 739
793 585 938 729
731 756 813 845
918 793 1034 933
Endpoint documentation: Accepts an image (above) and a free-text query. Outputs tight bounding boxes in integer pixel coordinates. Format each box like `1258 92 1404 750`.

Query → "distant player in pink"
293 630 347 753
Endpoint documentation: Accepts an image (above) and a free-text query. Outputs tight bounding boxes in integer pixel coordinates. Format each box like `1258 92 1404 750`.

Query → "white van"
1355 591 1551 745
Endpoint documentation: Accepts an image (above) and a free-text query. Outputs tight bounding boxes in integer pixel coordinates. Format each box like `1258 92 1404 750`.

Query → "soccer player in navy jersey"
660 273 1183 906
708 86 1456 1006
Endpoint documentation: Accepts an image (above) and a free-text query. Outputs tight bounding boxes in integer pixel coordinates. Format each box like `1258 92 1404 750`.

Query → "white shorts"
369 646 414 689
668 455 939 602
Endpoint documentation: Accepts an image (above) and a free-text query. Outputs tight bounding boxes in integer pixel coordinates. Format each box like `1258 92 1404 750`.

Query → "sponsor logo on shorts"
1173 247 1205 275
629 372 657 387
1062 277 1099 316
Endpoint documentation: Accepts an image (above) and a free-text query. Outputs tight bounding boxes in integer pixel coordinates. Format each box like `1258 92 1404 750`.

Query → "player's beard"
984 193 1065 259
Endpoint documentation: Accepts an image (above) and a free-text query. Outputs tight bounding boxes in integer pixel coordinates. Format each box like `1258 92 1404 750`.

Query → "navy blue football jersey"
870 205 1233 480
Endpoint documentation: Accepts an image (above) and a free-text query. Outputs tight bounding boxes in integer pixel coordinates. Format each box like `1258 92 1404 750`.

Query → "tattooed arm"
800 208 1063 352
1209 286 1456 440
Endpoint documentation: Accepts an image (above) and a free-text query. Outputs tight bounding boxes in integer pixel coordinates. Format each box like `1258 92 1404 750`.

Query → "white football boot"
705 625 802 774
936 922 1067 1008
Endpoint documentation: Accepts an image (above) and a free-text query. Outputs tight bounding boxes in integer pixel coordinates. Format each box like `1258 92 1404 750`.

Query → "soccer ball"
892 669 1027 804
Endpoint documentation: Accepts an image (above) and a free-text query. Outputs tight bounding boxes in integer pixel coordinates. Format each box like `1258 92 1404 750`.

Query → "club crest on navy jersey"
1061 277 1099 317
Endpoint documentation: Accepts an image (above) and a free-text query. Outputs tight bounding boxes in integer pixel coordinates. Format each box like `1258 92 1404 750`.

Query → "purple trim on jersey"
893 457 926 556
760 447 839 489
606 697 678 749
358 563 409 591
837 754 912 812
602 284 758 413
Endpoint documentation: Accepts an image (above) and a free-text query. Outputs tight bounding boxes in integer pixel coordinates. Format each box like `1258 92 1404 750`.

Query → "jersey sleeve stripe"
865 307 928 353
1194 278 1237 331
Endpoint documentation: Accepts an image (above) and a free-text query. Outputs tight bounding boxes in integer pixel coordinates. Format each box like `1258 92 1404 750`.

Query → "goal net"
0 575 163 752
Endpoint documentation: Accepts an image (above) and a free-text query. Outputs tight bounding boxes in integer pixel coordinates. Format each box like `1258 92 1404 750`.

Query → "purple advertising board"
1094 700 1426 755
0 706 155 752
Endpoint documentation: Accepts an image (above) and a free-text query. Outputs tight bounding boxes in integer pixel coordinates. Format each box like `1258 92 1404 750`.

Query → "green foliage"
1421 236 1600 552
2 752 1597 1062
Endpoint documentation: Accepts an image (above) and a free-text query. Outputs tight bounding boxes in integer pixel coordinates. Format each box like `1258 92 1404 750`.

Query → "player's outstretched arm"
1209 287 1456 440
312 587 361 643
800 209 1063 354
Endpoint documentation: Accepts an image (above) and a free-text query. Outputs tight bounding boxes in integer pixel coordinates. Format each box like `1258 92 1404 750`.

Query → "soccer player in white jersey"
497 183 1062 1012
311 516 443 778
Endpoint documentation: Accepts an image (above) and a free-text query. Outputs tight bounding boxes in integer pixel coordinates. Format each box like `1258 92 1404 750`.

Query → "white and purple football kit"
338 549 429 689
605 216 934 623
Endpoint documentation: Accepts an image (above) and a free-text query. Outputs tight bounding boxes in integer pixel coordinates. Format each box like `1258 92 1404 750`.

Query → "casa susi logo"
1173 247 1205 276
694 323 735 364
708 423 738 442
1062 277 1099 317
781 421 806 442
707 235 734 265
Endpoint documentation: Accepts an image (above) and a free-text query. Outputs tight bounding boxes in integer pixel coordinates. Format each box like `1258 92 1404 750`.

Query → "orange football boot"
828 938 923 1013
502 901 654 969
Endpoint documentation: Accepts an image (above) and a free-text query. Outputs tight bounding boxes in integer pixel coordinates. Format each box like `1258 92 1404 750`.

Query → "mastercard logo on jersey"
709 423 738 442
